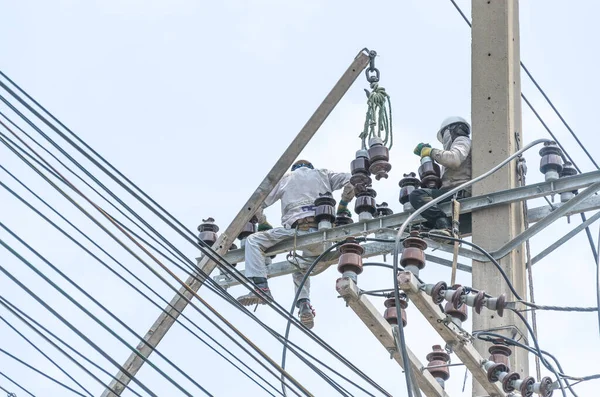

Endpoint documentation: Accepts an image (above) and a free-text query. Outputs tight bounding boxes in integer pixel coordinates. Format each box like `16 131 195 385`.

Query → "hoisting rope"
359 50 393 150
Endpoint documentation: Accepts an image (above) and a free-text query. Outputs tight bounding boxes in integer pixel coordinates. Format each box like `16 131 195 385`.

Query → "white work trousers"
244 227 321 301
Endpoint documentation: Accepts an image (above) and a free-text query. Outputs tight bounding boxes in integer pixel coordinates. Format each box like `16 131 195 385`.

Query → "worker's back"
266 167 350 228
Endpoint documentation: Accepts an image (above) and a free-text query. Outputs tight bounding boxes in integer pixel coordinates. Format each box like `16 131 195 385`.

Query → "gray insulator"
463 294 477 307
435 378 446 390
544 169 560 182
404 264 420 276
318 220 333 230
560 191 575 203
358 211 374 221
342 270 358 283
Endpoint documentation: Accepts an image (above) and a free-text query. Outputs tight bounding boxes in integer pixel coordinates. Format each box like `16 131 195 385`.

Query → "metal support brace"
214 241 472 288
336 277 449 397
532 210 600 265
218 171 600 265
398 272 506 397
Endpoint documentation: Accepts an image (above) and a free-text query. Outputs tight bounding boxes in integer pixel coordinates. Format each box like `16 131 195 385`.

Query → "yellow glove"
420 146 432 158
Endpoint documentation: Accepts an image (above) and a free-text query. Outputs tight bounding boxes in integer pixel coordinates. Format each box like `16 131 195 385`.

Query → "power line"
0 315 92 396
0 73 392 396
0 372 35 397
0 297 145 397
0 348 86 396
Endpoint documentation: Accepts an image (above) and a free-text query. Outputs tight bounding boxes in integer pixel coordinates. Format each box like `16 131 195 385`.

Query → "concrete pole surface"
471 1 529 395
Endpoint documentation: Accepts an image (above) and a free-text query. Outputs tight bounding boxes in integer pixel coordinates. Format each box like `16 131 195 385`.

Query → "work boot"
237 277 273 306
297 299 316 329
429 217 453 244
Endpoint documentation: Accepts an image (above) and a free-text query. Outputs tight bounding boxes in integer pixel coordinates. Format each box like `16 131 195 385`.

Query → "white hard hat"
436 116 471 142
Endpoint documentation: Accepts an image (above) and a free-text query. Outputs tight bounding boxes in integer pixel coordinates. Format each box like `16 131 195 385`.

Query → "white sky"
1 0 599 396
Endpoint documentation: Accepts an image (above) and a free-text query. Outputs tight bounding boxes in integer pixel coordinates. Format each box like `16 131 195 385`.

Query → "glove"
413 143 431 156
341 183 355 202
337 200 350 214
257 221 273 231
336 208 352 217
420 146 433 158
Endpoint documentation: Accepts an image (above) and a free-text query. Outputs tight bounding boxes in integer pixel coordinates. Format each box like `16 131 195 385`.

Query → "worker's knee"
409 188 432 209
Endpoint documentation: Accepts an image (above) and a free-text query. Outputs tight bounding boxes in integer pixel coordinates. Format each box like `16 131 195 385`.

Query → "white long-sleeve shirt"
262 168 351 228
431 135 472 190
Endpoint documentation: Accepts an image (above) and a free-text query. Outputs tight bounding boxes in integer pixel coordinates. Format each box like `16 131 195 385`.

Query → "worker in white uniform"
237 159 355 329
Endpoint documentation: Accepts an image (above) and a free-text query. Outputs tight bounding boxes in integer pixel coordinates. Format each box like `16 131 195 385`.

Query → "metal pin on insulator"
197 217 219 246
350 149 372 187
375 202 393 217
383 295 408 327
539 141 563 182
398 172 421 212
559 161 578 203
354 185 377 221
314 192 337 230
401 231 427 276
418 156 442 189
444 300 468 328
367 137 392 180
488 344 512 369
425 345 450 389
337 238 364 283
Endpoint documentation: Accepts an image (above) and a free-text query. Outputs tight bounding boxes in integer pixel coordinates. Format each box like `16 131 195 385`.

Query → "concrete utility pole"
471 1 528 395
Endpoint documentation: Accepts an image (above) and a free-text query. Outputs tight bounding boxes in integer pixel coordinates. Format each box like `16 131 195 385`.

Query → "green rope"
359 82 393 150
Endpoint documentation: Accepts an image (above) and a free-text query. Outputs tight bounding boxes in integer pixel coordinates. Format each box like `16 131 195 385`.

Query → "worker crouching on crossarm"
410 116 472 239
237 160 355 329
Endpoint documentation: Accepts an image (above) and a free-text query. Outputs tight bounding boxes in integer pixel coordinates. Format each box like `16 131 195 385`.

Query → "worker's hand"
420 146 433 158
413 143 431 156
337 201 350 214
257 221 273 231
336 208 352 217
341 183 355 203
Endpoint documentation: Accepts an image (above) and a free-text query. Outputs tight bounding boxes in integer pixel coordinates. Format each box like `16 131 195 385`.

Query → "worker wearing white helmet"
409 116 472 238
237 159 355 329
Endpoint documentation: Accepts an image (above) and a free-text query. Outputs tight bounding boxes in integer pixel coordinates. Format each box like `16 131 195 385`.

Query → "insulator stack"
197 217 219 246
375 202 393 217
383 295 408 327
400 231 427 275
425 345 450 389
422 283 508 317
482 360 551 396
398 172 420 212
367 137 392 180
444 300 468 328
350 149 372 187
559 161 578 203
418 156 442 189
334 211 354 227
337 238 364 283
314 192 337 230
488 344 512 369
539 141 563 181
354 185 377 221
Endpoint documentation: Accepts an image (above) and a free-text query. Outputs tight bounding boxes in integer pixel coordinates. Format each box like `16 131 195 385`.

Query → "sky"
1 0 599 396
